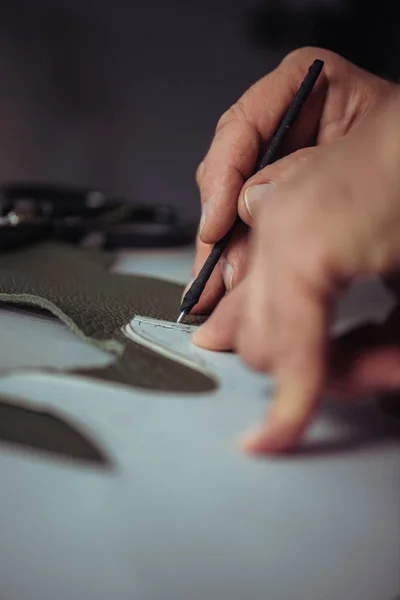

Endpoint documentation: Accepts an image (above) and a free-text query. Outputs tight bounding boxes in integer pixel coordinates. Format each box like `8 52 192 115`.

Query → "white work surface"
0 247 399 600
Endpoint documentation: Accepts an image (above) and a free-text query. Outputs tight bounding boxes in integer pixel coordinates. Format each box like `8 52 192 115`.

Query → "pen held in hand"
177 58 324 323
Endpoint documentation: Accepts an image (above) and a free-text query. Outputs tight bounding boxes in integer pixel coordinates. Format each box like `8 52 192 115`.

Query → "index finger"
198 47 329 245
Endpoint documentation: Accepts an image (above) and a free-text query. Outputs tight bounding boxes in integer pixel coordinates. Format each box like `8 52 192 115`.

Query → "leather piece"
0 243 184 347
0 395 110 466
0 242 214 393
73 339 214 392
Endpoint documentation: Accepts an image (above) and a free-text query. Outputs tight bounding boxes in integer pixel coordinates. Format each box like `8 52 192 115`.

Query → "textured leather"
0 242 214 392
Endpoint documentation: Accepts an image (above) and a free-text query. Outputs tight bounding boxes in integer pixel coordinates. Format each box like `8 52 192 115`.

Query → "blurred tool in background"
0 182 197 251
1 0 398 222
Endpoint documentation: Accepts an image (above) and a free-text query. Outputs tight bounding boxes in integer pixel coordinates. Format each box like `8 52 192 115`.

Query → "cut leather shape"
0 339 399 600
0 242 214 393
0 395 110 466
0 242 183 349
123 317 213 376
73 339 215 393
0 325 399 600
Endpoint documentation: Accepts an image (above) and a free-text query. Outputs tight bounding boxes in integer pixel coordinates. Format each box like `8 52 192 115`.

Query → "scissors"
0 181 197 251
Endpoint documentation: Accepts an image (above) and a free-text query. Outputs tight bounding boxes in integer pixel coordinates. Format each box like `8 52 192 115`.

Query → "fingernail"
221 259 234 292
199 203 207 236
181 278 194 302
244 182 277 218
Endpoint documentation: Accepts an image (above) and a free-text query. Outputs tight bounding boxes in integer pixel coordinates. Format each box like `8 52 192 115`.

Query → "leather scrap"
0 242 214 393
0 395 110 466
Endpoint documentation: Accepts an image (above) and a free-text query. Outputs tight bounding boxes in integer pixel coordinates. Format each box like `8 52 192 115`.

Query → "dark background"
0 0 397 220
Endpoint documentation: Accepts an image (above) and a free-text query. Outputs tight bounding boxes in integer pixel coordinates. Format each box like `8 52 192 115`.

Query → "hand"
190 46 393 313
193 85 400 454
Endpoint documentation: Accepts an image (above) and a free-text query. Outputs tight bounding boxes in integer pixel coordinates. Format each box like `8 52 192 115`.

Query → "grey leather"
0 242 214 392
0 395 109 465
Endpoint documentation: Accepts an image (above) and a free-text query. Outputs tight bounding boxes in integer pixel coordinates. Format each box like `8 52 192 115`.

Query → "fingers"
188 223 250 315
237 147 319 224
191 58 400 455
237 212 331 453
198 115 259 243
198 47 330 245
187 236 225 315
192 281 246 351
195 176 334 454
239 101 400 451
191 145 319 315
194 158 342 454
196 44 390 246
220 222 249 292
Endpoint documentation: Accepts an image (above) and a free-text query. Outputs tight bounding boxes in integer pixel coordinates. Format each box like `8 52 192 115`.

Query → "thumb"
238 147 318 224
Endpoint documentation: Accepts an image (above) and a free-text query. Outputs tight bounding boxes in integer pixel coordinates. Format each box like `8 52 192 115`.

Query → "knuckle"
257 148 317 186
290 147 318 169
215 100 246 134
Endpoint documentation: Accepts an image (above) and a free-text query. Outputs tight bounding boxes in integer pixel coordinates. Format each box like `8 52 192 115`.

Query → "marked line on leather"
0 243 214 392
122 316 216 380
133 317 198 334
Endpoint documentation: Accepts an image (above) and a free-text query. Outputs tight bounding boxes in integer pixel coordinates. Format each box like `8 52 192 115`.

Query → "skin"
189 47 400 455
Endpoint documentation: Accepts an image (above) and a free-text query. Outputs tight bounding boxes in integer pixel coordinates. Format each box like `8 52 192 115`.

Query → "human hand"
193 86 400 454
190 46 393 314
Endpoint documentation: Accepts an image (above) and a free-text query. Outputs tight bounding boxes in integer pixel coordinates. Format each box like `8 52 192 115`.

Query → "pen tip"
176 311 186 324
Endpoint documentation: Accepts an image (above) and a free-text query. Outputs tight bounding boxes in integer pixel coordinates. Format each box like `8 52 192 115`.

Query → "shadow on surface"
293 400 400 458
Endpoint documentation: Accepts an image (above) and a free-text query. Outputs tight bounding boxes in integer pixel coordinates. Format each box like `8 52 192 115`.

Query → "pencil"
177 58 324 323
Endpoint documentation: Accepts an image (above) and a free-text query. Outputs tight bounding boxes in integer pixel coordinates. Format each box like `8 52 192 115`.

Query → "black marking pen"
177 59 324 323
